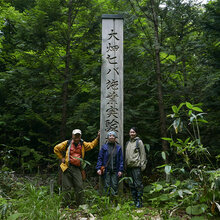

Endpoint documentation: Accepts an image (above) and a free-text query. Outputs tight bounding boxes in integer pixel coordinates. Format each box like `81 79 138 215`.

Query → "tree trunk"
182 58 189 102
150 0 169 159
60 0 73 139
59 0 73 185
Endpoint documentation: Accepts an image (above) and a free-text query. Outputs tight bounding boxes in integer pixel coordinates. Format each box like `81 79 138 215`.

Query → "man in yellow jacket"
54 129 100 207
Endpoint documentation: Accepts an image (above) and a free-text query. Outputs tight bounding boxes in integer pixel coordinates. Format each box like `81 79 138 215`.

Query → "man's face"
108 134 116 143
72 133 81 144
129 129 137 139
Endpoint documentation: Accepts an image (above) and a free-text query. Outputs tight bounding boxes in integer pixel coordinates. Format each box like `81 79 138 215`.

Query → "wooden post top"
102 14 124 19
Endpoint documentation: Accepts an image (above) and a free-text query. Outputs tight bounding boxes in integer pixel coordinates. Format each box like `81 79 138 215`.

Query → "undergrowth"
1 170 220 220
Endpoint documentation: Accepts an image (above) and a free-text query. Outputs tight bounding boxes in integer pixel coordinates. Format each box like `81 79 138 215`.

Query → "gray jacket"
125 137 146 171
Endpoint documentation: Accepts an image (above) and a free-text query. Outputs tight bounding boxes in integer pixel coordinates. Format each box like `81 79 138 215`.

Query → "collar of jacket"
130 136 140 142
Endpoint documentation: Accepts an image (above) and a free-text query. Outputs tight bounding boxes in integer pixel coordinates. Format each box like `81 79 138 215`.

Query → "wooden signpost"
100 14 124 150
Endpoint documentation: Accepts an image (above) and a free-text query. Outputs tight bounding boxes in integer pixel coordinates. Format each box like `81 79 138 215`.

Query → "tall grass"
11 184 62 220
0 172 66 219
0 171 158 219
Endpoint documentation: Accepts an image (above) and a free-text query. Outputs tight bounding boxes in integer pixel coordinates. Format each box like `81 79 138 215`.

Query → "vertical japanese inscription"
100 15 123 149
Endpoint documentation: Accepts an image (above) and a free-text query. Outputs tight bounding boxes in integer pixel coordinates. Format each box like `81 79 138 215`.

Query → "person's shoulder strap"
136 138 140 149
65 139 72 151
80 139 84 145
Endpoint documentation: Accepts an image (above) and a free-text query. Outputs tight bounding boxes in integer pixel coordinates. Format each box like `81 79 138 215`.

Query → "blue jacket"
96 143 124 173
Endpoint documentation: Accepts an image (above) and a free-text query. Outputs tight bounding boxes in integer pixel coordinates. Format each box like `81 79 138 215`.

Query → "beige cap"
72 129 82 135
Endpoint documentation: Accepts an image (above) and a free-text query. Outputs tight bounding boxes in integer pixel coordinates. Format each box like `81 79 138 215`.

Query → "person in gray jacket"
125 127 146 208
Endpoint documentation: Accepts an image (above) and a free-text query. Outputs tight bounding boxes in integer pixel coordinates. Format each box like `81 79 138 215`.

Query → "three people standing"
54 127 146 208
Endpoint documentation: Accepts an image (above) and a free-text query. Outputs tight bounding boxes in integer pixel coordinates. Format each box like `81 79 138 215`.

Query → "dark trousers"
127 167 143 197
104 171 118 196
62 165 84 206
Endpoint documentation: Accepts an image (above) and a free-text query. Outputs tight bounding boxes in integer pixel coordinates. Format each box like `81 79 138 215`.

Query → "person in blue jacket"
96 131 123 195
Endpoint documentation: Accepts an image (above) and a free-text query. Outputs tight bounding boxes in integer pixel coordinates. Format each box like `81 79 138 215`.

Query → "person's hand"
118 171 122 177
61 158 65 163
141 165 146 172
97 130 100 139
97 169 102 175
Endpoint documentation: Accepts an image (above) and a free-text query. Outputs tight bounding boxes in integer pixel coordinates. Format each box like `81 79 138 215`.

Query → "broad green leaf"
174 180 181 187
155 184 163 191
183 189 193 195
188 110 192 116
143 185 153 193
178 189 183 198
177 138 183 143
158 194 170 201
184 137 191 144
162 151 166 161
177 102 185 111
186 102 193 109
162 137 173 141
192 107 203 112
172 105 178 113
186 204 208 215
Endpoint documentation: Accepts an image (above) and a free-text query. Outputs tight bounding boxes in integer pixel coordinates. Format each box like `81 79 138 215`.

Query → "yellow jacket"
54 138 99 172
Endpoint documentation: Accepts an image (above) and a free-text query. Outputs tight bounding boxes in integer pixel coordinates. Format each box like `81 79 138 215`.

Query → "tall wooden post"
100 14 124 193
100 14 124 149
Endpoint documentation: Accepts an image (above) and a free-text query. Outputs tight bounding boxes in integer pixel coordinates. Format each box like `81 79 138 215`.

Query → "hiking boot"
130 190 137 206
136 196 142 208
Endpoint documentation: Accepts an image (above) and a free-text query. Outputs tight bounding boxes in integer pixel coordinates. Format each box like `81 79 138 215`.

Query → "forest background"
0 0 220 219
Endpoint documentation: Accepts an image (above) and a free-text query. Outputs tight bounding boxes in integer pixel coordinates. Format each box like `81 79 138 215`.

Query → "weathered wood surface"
100 14 124 149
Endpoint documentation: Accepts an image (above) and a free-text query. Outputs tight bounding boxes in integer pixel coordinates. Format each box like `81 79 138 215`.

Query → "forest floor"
1 172 218 219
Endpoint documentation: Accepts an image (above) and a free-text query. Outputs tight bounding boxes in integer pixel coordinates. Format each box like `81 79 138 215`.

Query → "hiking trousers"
62 164 84 206
127 167 143 196
104 171 118 196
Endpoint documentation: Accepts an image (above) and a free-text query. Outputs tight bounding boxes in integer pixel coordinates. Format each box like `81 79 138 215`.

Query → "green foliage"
143 172 220 217
83 187 158 219
165 102 211 168
0 0 219 175
0 171 62 220
0 0 102 172
0 0 220 218
186 204 208 215
142 103 220 218
9 184 62 219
